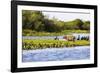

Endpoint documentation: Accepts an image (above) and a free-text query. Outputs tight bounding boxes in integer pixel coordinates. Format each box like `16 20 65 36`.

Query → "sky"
42 11 90 21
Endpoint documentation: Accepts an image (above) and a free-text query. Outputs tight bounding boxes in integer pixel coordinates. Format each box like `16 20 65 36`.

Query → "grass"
22 39 90 50
22 29 90 36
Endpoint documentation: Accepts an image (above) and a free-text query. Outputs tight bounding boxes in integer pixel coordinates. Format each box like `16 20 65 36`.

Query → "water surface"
22 46 90 62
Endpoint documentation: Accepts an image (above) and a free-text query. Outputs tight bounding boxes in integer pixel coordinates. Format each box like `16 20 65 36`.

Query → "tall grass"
22 39 90 50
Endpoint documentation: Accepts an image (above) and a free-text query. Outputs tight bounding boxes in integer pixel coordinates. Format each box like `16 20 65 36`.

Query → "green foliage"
22 10 90 34
65 19 84 30
22 39 90 50
22 10 45 31
82 21 90 30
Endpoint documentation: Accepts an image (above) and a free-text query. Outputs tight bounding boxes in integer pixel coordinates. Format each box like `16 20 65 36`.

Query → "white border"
17 5 94 68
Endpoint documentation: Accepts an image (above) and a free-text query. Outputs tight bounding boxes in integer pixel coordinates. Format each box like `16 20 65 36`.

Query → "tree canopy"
22 10 90 32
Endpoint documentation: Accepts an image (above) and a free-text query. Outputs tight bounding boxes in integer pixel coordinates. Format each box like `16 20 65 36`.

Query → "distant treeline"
22 10 90 32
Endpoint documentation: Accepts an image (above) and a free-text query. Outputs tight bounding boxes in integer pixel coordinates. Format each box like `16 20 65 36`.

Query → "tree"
22 10 90 32
22 10 45 31
82 21 90 30
74 19 84 29
44 19 57 32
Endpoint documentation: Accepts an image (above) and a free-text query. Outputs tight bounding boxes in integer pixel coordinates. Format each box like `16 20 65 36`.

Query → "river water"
22 33 89 40
22 46 90 62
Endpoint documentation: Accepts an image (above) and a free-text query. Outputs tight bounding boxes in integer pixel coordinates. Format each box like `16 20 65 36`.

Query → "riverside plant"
22 39 90 50
22 29 89 36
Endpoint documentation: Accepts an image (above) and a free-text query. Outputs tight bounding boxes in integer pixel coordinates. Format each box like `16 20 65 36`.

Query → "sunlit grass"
22 39 90 50
22 29 89 36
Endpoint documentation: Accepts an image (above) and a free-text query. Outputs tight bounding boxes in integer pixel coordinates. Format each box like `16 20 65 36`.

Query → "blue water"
22 46 90 62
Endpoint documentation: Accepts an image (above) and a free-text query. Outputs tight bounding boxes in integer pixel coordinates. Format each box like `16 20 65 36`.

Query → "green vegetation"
23 29 89 36
22 10 90 36
22 10 90 50
22 39 90 50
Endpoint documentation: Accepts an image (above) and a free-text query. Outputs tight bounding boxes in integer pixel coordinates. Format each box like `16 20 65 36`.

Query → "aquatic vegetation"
22 39 90 50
